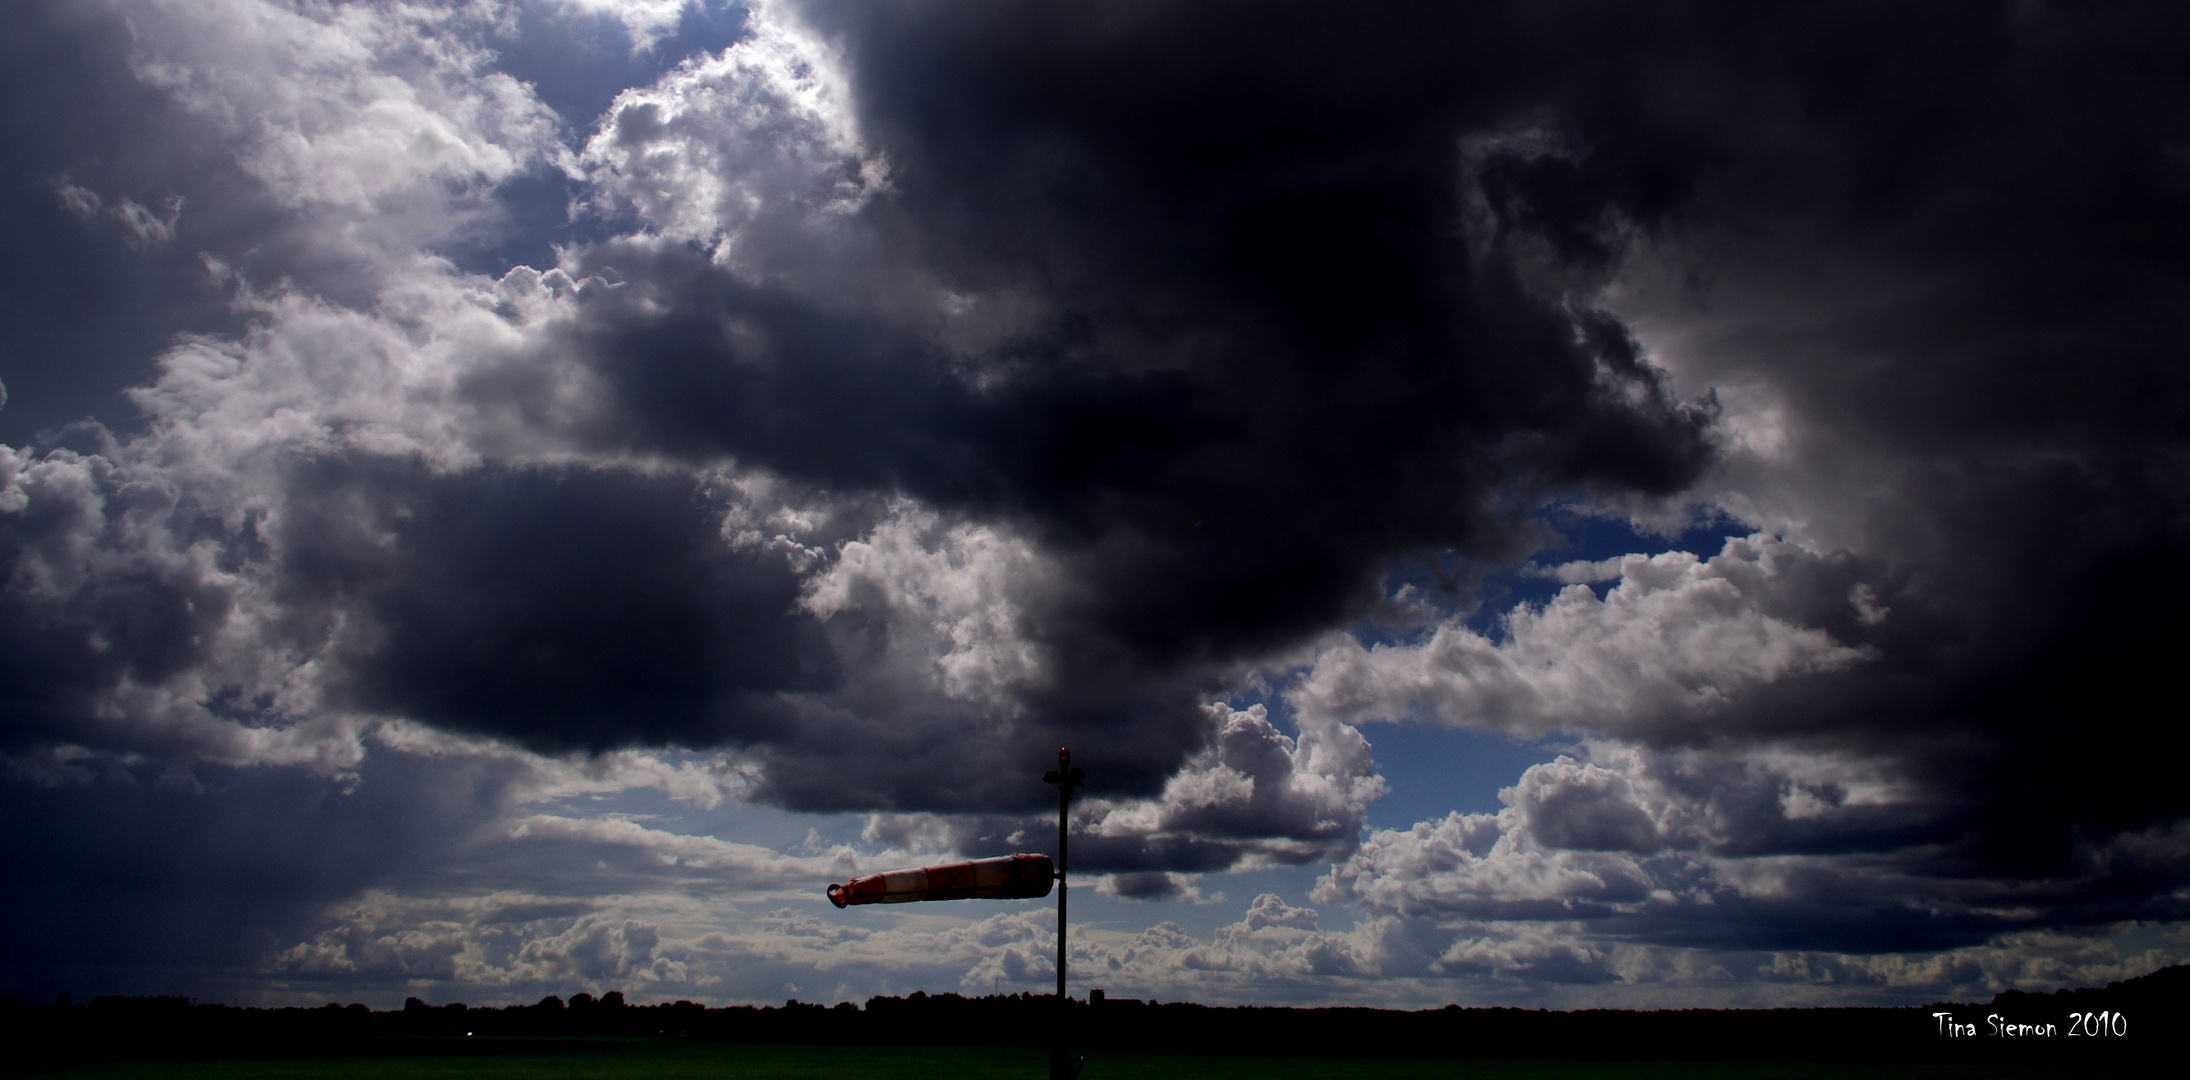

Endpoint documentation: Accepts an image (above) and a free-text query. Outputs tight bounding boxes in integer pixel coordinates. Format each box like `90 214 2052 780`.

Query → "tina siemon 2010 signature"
1933 1010 2128 1038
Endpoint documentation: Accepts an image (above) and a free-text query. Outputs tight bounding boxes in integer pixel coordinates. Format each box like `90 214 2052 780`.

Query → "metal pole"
1056 764 1068 1004
1042 748 1084 1080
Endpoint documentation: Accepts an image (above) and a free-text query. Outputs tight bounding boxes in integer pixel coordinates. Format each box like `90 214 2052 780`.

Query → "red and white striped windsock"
827 853 1055 908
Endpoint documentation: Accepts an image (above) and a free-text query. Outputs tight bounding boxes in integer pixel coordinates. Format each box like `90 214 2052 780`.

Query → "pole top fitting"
1043 748 1086 790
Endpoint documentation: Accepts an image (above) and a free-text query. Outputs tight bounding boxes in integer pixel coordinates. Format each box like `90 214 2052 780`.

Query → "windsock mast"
824 749 1087 1079
1041 747 1086 1080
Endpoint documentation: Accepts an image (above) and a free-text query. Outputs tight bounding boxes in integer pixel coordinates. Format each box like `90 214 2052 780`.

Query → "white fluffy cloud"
1 4 583 780
0 436 366 780
1292 534 1877 741
53 179 185 249
847 699 1388 878
1316 743 1924 921
0 258 757 783
0 11 640 774
1081 703 1386 870
266 868 1407 1007
270 833 851 994
264 815 2190 1007
798 504 1046 709
577 1 885 264
121 0 561 268
133 266 571 475
546 0 702 51
1756 926 2190 999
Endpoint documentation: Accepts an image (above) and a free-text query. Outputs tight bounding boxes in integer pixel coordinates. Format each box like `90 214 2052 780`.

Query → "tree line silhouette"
4 965 2176 1072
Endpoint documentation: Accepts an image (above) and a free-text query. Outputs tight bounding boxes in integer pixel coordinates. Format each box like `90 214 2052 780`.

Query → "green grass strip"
16 1039 2133 1080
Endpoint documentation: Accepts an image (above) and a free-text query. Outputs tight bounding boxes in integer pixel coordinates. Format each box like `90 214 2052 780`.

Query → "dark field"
7 1039 2161 1080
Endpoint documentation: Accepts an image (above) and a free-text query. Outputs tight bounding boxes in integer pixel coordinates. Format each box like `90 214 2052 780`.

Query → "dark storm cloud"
740 677 1215 815
0 0 592 446
0 0 1715 809
1596 0 2190 936
0 1 249 444
0 434 237 756
528 2 1721 682
975 0 2190 950
279 459 838 753
0 749 534 997
417 0 1730 809
7 0 2190 988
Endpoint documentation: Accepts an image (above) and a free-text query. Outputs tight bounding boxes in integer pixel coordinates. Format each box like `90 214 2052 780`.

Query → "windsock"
827 853 1055 908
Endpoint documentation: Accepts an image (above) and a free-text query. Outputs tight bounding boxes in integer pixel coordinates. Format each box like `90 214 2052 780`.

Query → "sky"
4 0 2189 1012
